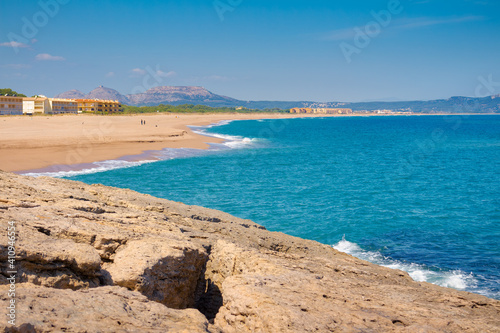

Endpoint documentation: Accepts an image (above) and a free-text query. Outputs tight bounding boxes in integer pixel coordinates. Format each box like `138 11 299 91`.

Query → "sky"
1 0 499 102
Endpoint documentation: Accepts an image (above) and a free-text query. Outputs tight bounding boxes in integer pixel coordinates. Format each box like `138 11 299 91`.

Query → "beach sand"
0 113 337 173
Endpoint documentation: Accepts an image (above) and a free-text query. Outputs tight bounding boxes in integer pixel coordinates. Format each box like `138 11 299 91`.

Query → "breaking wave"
332 237 499 297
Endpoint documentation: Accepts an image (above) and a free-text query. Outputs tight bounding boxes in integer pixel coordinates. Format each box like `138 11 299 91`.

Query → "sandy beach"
0 113 340 173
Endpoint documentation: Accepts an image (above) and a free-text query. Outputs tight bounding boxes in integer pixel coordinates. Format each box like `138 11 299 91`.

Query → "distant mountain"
342 95 500 114
127 86 239 107
54 89 85 99
55 86 237 107
54 86 500 113
54 87 130 104
86 86 130 105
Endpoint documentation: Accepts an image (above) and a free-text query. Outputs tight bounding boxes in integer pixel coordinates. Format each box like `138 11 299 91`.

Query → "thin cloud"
320 15 485 41
0 41 29 48
156 70 176 78
35 53 66 61
130 67 176 78
105 71 115 78
12 73 28 78
3 64 31 69
130 68 146 76
396 16 485 29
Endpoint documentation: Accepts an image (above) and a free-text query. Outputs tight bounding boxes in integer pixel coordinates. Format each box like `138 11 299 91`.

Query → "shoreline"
1 112 496 174
2 170 499 332
0 113 326 173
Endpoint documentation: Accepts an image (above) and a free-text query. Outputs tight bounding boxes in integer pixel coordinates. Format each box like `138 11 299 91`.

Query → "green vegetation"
122 104 289 114
0 88 26 97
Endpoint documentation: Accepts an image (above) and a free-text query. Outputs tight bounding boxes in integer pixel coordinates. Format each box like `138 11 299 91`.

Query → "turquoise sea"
26 115 500 299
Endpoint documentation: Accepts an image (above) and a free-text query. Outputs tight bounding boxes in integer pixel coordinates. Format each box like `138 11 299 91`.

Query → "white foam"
190 124 265 150
332 236 477 292
20 159 156 178
191 119 234 130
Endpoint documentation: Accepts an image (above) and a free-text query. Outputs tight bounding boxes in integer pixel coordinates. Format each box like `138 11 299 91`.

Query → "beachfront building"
313 108 353 114
0 96 24 115
22 96 51 115
97 100 122 113
0 96 123 115
290 107 352 114
76 99 99 113
76 99 123 113
49 98 78 114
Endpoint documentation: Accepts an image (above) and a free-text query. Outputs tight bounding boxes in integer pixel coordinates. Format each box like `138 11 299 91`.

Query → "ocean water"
31 115 499 299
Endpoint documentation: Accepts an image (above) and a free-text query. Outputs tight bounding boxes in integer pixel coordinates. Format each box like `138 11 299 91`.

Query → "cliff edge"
0 171 499 332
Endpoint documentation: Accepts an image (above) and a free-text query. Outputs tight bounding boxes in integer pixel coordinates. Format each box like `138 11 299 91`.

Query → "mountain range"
55 86 500 113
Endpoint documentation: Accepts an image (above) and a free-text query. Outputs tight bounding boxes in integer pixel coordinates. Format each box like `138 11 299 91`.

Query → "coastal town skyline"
1 0 500 102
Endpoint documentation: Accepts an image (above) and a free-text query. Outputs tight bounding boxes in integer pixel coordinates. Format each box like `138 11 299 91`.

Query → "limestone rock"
106 238 208 309
0 171 499 332
0 224 101 290
0 284 210 333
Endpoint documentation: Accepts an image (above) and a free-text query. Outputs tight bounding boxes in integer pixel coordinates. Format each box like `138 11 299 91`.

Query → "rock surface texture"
0 171 499 332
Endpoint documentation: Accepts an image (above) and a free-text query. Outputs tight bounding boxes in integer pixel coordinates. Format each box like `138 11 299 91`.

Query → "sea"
23 115 500 300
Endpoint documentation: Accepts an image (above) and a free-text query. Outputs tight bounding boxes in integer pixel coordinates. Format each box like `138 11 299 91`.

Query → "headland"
0 171 499 332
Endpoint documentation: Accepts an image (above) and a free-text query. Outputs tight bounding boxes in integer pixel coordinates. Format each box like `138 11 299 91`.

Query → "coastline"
1 170 499 332
0 113 343 174
1 112 494 174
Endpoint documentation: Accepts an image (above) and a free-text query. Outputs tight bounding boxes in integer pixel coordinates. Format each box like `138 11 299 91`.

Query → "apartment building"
76 99 123 113
0 97 123 115
0 96 24 115
22 96 51 114
49 99 78 114
76 99 99 112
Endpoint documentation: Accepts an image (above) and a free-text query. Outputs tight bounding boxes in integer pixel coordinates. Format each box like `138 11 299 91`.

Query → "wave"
197 119 234 128
21 159 156 178
204 132 262 149
332 237 492 295
189 124 265 150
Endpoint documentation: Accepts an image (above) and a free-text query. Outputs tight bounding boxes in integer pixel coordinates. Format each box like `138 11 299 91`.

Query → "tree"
0 88 26 97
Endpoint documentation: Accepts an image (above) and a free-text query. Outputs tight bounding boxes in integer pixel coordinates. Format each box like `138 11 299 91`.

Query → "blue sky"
1 0 499 102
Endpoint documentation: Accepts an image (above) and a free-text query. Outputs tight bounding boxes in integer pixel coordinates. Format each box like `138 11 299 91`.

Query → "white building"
22 96 51 114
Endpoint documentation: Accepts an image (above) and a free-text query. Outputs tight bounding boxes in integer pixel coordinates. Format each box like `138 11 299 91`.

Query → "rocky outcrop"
106 238 208 309
0 221 102 290
0 171 499 332
1 284 210 333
